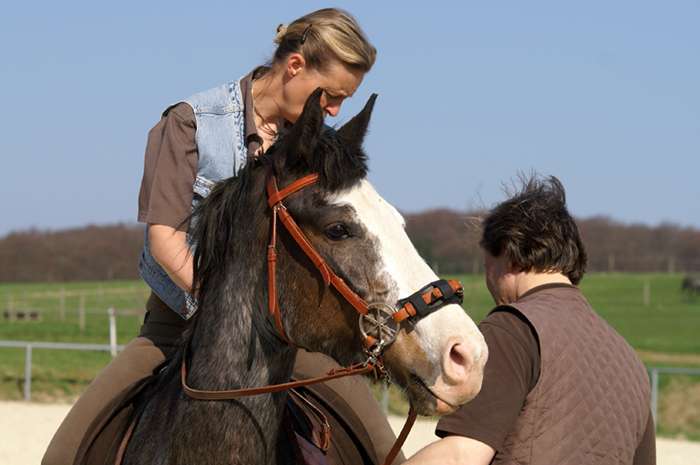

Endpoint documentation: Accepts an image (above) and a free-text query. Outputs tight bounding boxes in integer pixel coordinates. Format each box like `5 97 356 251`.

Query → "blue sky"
1 1 698 235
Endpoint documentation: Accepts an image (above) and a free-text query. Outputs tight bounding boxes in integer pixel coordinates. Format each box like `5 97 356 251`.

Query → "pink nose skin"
442 340 474 387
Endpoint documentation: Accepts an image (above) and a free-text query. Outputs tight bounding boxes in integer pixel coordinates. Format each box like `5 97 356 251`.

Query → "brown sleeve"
435 309 540 452
137 103 198 231
633 411 656 465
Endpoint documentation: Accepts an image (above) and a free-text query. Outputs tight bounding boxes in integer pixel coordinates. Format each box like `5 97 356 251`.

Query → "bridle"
181 171 465 464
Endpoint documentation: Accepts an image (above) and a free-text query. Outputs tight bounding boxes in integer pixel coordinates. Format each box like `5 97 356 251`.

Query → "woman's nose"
325 105 340 117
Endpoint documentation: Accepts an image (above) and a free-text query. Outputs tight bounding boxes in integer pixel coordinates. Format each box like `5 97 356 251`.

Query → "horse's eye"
325 223 351 241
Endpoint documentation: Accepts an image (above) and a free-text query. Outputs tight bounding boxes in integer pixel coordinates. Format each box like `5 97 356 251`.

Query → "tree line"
0 212 698 283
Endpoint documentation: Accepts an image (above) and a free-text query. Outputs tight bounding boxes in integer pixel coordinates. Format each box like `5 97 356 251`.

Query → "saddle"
72 370 379 465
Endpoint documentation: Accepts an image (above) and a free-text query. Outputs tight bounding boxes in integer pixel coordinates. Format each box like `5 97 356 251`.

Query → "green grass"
1 274 699 438
0 281 148 400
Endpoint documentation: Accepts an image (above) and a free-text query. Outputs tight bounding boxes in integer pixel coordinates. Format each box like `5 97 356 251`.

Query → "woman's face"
281 55 365 122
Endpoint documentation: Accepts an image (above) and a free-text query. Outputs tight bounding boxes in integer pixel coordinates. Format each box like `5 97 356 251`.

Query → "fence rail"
648 366 700 426
1 338 699 432
0 340 125 401
0 306 124 401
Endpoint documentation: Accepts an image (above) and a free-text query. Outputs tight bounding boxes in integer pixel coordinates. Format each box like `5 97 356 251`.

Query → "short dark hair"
480 175 587 284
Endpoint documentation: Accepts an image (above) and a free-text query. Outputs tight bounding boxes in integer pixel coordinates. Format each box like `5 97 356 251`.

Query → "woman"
43 8 400 465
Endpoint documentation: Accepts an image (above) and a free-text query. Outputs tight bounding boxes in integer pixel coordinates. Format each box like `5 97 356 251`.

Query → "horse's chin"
401 374 454 416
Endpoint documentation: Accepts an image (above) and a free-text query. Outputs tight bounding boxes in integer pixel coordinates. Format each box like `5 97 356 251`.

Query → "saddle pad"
72 370 161 465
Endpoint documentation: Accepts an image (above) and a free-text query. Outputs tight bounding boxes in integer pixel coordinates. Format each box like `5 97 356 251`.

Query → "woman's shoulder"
181 79 246 115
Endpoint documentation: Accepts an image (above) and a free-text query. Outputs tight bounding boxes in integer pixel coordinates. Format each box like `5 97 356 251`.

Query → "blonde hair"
272 8 376 72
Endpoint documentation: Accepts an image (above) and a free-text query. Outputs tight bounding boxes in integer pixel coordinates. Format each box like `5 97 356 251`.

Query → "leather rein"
181 172 465 464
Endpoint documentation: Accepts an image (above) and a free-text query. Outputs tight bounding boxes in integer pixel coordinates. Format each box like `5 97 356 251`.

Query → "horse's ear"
284 88 325 167
337 93 378 149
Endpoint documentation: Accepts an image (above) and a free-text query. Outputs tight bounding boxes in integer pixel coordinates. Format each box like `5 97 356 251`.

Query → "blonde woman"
43 8 401 465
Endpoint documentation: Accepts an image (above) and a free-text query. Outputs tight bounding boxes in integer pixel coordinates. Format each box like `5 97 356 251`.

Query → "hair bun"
274 23 288 44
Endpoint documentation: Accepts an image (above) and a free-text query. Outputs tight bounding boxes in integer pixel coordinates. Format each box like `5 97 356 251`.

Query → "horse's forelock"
270 127 368 194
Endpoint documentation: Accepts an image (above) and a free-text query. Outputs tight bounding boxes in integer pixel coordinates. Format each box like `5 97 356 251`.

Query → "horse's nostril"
450 344 467 367
443 341 472 385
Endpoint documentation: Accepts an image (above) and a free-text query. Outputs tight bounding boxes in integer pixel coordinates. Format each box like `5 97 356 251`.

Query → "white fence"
1 335 699 435
0 307 124 400
649 366 700 426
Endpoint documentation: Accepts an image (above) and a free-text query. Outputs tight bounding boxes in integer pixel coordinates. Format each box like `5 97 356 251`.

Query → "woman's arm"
148 224 194 293
404 436 495 465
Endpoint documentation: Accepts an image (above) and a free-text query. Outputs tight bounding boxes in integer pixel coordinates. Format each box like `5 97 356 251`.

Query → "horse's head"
266 89 487 416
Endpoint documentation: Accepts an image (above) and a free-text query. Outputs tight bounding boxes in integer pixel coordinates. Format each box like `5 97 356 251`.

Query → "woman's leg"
42 294 187 465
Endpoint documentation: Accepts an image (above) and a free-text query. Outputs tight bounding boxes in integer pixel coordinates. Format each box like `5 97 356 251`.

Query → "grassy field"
1 274 699 437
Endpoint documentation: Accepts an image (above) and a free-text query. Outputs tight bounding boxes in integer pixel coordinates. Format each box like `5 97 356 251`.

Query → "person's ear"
286 53 306 78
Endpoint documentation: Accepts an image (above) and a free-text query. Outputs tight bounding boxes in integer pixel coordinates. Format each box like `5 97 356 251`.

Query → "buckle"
359 303 399 351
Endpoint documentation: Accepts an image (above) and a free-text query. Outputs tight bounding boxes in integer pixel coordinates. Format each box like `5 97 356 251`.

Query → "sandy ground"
1 401 698 465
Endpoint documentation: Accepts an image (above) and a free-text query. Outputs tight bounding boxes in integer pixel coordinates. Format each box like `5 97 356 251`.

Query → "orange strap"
265 174 370 347
383 406 417 465
181 358 376 400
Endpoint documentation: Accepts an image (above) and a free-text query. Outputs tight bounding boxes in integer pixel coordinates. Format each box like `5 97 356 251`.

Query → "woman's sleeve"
137 103 198 231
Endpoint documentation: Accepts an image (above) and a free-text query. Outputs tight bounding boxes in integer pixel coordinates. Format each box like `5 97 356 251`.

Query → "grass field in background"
1 274 699 437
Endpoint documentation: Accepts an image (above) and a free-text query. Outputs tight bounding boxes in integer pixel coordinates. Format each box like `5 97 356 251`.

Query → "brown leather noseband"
180 171 466 465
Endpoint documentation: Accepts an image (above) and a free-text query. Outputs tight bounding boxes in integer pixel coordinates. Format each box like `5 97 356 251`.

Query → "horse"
682 275 700 296
120 89 488 465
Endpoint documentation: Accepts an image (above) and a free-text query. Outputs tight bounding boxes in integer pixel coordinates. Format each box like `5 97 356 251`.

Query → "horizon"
1 2 698 234
2 207 699 240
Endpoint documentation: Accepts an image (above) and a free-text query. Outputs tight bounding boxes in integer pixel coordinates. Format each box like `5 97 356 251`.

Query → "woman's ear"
286 53 306 78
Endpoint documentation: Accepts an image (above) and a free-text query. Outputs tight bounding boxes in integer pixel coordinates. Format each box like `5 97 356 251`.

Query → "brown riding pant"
42 294 400 465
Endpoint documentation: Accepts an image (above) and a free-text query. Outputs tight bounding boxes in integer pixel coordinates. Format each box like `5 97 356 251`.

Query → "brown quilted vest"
497 286 650 465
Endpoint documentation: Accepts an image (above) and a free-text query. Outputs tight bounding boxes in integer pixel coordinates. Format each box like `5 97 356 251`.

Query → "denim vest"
138 78 248 319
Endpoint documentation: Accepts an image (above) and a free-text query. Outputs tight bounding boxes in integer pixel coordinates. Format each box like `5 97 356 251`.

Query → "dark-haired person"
406 176 655 465
44 8 402 465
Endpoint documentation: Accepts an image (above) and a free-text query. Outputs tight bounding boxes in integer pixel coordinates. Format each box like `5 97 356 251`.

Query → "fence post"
7 294 14 320
79 294 86 333
643 278 651 306
98 285 104 309
24 344 33 401
650 368 659 429
59 287 66 321
108 307 117 357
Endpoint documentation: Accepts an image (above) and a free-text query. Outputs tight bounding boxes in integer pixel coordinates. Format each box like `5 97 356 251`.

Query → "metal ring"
359 303 399 349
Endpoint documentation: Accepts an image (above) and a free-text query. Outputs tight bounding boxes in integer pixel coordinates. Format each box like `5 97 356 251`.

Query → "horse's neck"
186 280 297 464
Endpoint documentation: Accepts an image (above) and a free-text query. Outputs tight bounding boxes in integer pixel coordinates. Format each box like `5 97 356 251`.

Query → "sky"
1 1 698 235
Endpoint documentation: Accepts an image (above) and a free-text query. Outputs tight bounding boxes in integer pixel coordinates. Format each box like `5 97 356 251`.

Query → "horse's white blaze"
332 180 487 409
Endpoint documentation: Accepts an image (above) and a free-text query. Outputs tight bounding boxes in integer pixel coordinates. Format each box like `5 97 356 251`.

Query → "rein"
180 171 464 465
